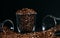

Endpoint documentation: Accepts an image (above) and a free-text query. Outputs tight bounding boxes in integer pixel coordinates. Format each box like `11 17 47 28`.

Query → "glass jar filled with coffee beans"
16 8 37 33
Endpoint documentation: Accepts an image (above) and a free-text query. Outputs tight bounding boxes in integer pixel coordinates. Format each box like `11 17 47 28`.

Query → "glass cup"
42 15 60 38
42 15 56 31
16 8 37 33
0 19 14 34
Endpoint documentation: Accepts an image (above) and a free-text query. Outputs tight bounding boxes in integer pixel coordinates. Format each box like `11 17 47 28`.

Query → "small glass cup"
1 19 14 34
16 8 37 33
42 15 56 31
42 15 60 38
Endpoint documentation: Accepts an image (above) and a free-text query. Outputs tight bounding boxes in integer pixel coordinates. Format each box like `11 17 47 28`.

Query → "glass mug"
42 15 60 31
42 15 60 38
16 8 37 33
0 19 14 33
42 15 56 31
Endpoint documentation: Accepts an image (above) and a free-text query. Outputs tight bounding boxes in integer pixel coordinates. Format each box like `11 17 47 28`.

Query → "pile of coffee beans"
16 8 37 15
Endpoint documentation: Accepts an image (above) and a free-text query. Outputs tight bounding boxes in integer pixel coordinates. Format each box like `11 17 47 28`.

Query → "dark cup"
16 8 37 33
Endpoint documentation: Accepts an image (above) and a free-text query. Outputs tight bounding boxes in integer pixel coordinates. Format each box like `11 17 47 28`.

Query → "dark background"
0 0 60 32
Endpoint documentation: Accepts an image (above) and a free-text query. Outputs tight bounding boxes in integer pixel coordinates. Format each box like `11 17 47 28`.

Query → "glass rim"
16 12 37 15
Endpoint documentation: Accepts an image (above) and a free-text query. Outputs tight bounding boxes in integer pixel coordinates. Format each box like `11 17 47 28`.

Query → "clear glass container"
16 8 37 33
1 19 14 34
42 15 56 31
42 15 60 38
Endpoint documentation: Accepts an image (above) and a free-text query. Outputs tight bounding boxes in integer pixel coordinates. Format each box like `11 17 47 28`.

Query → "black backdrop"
0 0 60 32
